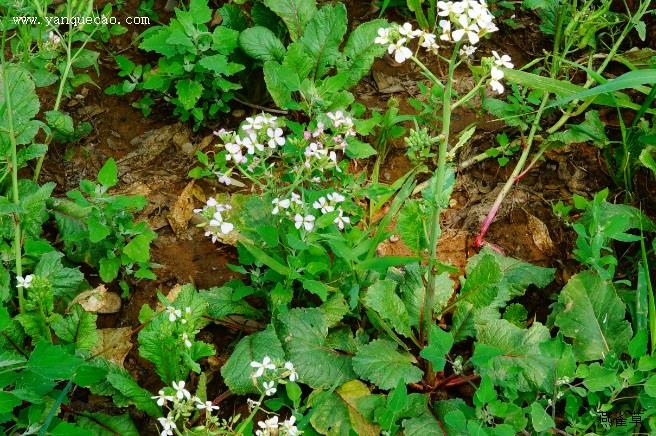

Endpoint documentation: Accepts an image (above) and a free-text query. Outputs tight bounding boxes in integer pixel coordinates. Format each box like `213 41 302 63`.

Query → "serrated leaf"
0 65 41 150
474 319 555 392
337 19 388 88
553 271 633 361
352 339 423 390
419 325 453 371
397 200 428 252
529 402 554 432
239 26 286 62
402 411 443 436
76 412 139 436
51 305 98 352
201 286 261 320
34 251 84 299
27 341 83 380
299 3 348 79
279 308 355 389
176 79 203 111
263 0 316 41
122 234 152 263
308 390 352 435
189 0 212 24
106 371 161 416
221 325 285 394
364 280 412 337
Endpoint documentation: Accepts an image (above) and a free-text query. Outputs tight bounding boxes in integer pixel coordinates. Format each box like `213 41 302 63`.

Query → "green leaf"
308 390 352 435
97 158 118 188
397 200 427 252
581 363 619 392
122 234 153 263
197 54 229 75
278 308 355 389
263 61 302 110
529 402 555 432
419 325 453 371
645 374 656 397
303 279 329 302
402 411 443 436
76 412 139 436
337 19 389 88
240 242 296 278
99 257 121 283
474 319 555 392
553 271 633 361
27 341 83 380
299 3 348 78
345 138 377 159
45 110 74 136
239 26 286 62
0 392 21 413
176 79 203 111
221 325 285 394
201 286 261 320
34 251 84 299
189 0 212 24
352 339 423 390
639 145 656 176
364 280 412 338
263 0 316 41
51 305 98 352
0 65 41 149
106 371 161 417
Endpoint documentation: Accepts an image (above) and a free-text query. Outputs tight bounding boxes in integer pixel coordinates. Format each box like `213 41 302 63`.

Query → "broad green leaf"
581 363 619 392
189 0 212 23
397 200 428 252
278 308 355 389
336 380 379 436
0 392 21 413
201 286 261 320
106 371 161 416
175 79 203 111
364 280 412 337
34 251 84 299
553 271 633 361
51 305 98 352
308 390 352 435
76 412 139 436
45 110 74 135
122 234 153 263
212 26 241 54
547 110 608 147
352 339 423 390
303 279 329 302
239 26 286 62
645 374 656 397
221 325 285 394
198 54 229 75
321 294 349 327
263 0 316 41
299 3 348 79
474 319 555 392
402 411 442 436
27 341 83 380
97 158 118 187
139 27 176 57
639 145 656 176
529 402 555 432
0 65 41 151
419 325 453 371
337 19 388 88
345 138 377 159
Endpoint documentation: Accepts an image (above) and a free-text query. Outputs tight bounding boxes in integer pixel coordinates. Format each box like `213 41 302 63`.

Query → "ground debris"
69 284 121 314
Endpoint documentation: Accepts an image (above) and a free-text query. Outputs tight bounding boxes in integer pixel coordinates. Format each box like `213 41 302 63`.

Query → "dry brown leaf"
527 214 555 254
167 181 196 235
93 327 133 367
70 285 121 314
155 284 184 312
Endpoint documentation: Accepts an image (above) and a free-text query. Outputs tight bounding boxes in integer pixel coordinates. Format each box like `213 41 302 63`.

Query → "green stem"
1 37 24 312
235 393 266 435
451 77 486 110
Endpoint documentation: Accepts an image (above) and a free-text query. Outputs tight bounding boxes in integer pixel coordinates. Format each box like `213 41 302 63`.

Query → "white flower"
272 197 291 215
172 381 191 400
419 31 439 54
48 31 61 45
151 389 174 406
452 14 480 44
439 19 452 41
290 192 302 205
266 127 285 148
334 209 351 230
196 400 220 411
157 416 177 436
243 116 263 132
294 214 315 231
398 22 420 39
374 27 391 45
225 142 246 164
284 362 298 382
215 171 231 185
165 306 182 322
327 192 345 203
251 356 276 378
489 66 505 94
459 44 477 57
313 197 334 214
492 50 514 68
182 333 192 348
263 380 277 396
16 275 33 289
388 38 413 63
206 197 218 207
256 416 279 436
247 398 261 410
282 416 299 436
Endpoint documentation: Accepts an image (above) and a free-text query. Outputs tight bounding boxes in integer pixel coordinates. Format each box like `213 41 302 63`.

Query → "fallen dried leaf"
168 181 196 235
527 214 555 254
92 327 133 367
70 285 121 314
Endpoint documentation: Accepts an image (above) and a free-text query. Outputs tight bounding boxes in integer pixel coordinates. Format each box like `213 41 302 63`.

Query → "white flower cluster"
313 192 350 230
300 111 354 174
437 0 498 45
152 381 220 436
216 113 284 172
256 415 299 436
375 22 439 63
250 356 298 397
194 197 234 243
489 50 514 94
271 190 351 232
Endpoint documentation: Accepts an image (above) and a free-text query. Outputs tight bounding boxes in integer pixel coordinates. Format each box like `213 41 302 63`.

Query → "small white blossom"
398 22 421 39
388 37 413 63
215 171 232 186
256 416 279 436
247 398 261 410
282 416 299 436
272 197 291 215
196 399 220 411
266 127 285 148
182 333 192 348
251 356 276 378
151 389 174 406
459 44 477 57
263 380 277 396
157 416 177 436
47 31 61 45
374 27 391 45
284 361 298 382
294 214 315 231
16 275 33 289
165 306 182 322
334 209 351 230
492 50 514 68
313 197 334 214
327 192 345 203
489 66 505 94
172 381 191 400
